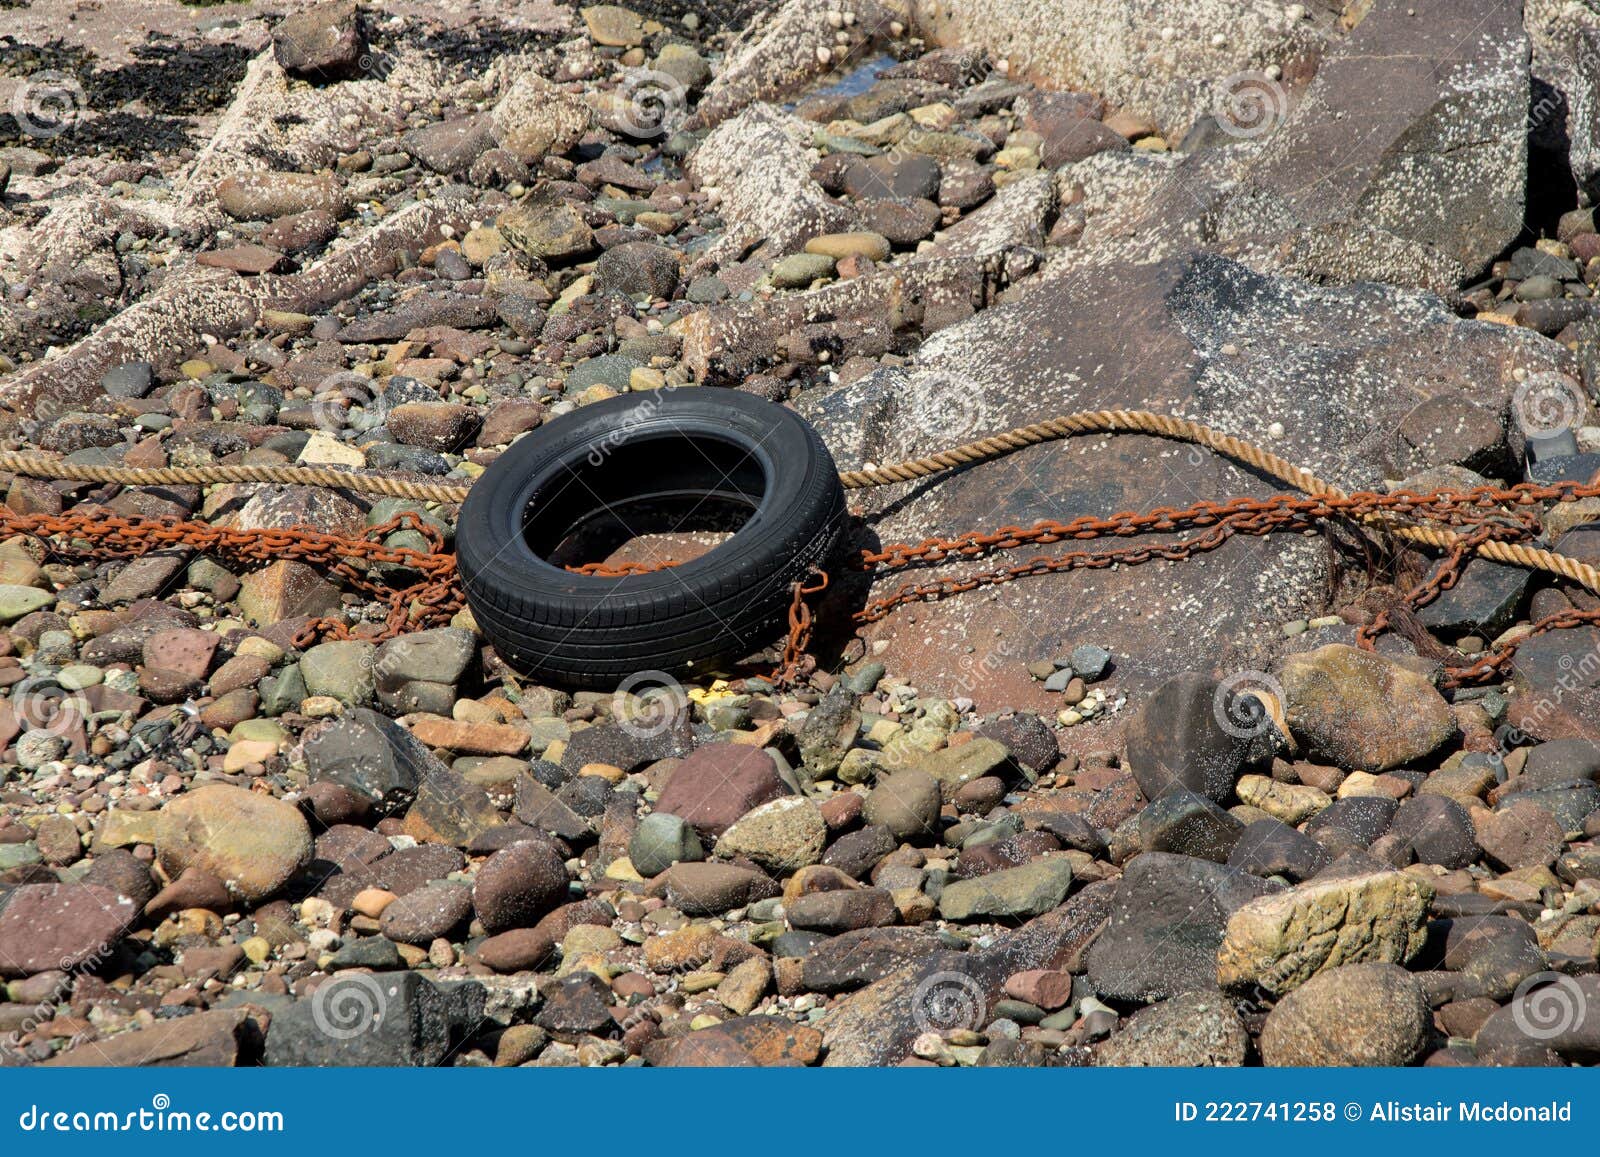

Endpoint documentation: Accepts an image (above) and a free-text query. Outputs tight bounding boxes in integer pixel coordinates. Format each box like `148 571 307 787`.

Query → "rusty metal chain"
7 463 1600 692
786 480 1600 689
0 508 463 649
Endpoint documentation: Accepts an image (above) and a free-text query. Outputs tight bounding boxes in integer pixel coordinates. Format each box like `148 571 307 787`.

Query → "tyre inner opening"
522 432 768 571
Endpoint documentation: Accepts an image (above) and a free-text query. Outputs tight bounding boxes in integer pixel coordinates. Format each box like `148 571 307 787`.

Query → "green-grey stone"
565 353 641 392
0 586 54 622
936 858 1075 921
57 665 103 691
300 641 376 707
0 843 43 871
770 252 835 289
629 812 703 877
259 663 307 716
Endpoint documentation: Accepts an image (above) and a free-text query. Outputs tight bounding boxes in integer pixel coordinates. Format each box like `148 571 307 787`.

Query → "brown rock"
272 0 365 79
410 715 529 755
654 745 789 837
380 881 473 945
215 172 347 221
1259 963 1429 1066
41 1008 252 1067
261 209 339 252
1278 644 1456 771
145 867 233 922
644 1015 822 1067
650 861 780 915
387 403 480 452
196 244 288 275
140 627 220 703
472 840 570 932
0 883 137 977
132 785 312 904
1003 968 1074 1010
1477 799 1565 870
238 560 342 627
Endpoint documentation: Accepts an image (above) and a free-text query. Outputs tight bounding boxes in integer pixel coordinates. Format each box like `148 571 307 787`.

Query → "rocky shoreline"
0 0 1596 1067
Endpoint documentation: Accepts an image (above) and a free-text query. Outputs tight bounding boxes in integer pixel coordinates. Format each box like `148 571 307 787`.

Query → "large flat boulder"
804 249 1571 729
1211 0 1529 290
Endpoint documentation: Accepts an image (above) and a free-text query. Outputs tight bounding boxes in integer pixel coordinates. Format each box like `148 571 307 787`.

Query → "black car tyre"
456 388 847 686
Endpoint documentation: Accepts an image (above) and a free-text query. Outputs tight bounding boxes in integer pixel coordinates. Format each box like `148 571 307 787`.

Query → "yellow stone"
461 226 505 264
222 739 279 772
1336 770 1383 797
805 232 891 262
1235 773 1331 825
908 102 956 129
553 274 594 312
563 924 622 955
679 970 725 993
241 936 272 965
575 384 619 405
605 857 645 882
236 636 285 663
994 146 1040 170
297 432 366 468
351 888 398 918
260 310 313 334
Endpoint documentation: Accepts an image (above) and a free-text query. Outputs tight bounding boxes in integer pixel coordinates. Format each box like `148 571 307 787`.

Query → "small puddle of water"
791 52 896 105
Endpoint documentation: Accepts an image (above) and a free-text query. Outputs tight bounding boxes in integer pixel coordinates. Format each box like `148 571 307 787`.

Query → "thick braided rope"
5 409 1599 591
837 410 1337 494
839 409 1600 593
0 451 472 503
